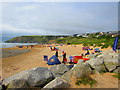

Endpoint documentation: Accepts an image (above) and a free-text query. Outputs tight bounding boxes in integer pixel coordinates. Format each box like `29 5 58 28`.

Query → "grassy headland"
5 33 119 49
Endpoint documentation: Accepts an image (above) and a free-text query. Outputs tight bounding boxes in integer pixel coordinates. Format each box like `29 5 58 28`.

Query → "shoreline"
1 49 31 58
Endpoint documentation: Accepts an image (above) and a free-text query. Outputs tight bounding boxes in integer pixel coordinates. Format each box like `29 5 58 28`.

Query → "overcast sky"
1 2 118 38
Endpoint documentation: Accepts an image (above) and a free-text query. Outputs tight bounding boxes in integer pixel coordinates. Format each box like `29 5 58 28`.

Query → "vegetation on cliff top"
5 34 119 49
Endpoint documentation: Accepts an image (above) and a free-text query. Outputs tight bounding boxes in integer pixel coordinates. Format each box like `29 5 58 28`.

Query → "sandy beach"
1 44 119 88
1 44 86 79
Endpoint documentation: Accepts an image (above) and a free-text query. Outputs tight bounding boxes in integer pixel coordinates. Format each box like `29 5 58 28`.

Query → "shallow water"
0 43 38 48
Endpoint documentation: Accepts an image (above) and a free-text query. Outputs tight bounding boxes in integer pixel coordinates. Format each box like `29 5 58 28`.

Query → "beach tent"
82 46 90 50
47 55 61 65
113 37 118 52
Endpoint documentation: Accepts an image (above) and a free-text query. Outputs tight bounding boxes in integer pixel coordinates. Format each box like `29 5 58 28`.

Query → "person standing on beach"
85 50 90 56
50 46 53 51
55 50 58 57
62 50 67 64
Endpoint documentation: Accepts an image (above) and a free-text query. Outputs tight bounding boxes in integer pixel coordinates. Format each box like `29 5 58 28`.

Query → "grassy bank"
5 35 119 49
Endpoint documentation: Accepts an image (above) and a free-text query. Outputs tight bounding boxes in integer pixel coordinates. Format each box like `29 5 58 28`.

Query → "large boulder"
3 67 54 87
3 70 31 86
86 57 107 72
104 59 118 72
50 64 70 78
89 53 101 59
42 77 70 89
0 85 2 90
62 60 92 82
7 79 29 89
113 67 120 73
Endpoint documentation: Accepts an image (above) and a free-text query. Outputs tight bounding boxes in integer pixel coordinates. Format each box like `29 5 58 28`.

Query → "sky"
1 2 118 41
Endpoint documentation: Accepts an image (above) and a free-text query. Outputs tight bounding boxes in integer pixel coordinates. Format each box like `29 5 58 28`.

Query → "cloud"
16 4 38 10
2 2 118 37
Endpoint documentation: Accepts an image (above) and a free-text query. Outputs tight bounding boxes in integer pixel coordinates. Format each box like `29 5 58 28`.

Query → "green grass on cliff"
5 34 119 49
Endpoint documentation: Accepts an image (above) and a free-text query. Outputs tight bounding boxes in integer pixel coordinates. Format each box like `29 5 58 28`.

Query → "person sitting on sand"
62 50 67 64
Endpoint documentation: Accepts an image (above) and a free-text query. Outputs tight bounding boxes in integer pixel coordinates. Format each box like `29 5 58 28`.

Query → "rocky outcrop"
43 77 70 89
3 67 54 88
50 64 70 78
87 51 119 73
86 57 107 72
62 60 92 82
104 59 118 72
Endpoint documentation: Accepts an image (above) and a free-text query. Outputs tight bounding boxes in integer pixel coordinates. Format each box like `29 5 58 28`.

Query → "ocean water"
0 43 38 48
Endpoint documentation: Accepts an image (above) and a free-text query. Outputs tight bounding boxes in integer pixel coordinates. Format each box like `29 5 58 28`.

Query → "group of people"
55 50 67 64
46 46 102 65
50 46 59 51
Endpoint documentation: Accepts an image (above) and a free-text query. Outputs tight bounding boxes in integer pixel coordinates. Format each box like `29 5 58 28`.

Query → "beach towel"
82 46 90 50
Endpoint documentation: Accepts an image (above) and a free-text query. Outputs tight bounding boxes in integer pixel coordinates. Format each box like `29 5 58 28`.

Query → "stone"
89 53 101 59
62 60 92 82
42 77 70 89
3 67 54 87
50 64 70 78
113 67 120 74
3 70 31 86
104 59 118 72
86 57 107 72
61 70 75 82
7 79 29 89
0 85 2 90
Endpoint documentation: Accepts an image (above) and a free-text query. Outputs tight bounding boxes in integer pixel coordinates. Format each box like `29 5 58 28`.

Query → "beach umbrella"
112 37 118 52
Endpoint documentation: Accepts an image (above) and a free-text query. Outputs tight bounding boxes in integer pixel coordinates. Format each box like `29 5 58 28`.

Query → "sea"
0 43 38 48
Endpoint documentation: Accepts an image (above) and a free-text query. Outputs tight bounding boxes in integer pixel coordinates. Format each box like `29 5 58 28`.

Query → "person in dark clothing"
85 50 90 56
55 51 58 57
62 50 67 64
50 46 53 51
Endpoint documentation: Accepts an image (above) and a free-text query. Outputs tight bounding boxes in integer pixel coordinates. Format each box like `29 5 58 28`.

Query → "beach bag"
44 55 48 62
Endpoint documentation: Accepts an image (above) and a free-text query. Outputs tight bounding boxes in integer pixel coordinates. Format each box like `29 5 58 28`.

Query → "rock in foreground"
3 67 54 88
43 77 70 89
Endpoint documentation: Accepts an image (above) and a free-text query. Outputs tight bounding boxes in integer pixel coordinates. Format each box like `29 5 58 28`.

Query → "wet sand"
1 49 31 58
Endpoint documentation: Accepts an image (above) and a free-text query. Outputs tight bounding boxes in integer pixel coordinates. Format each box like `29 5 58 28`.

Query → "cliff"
5 35 69 43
